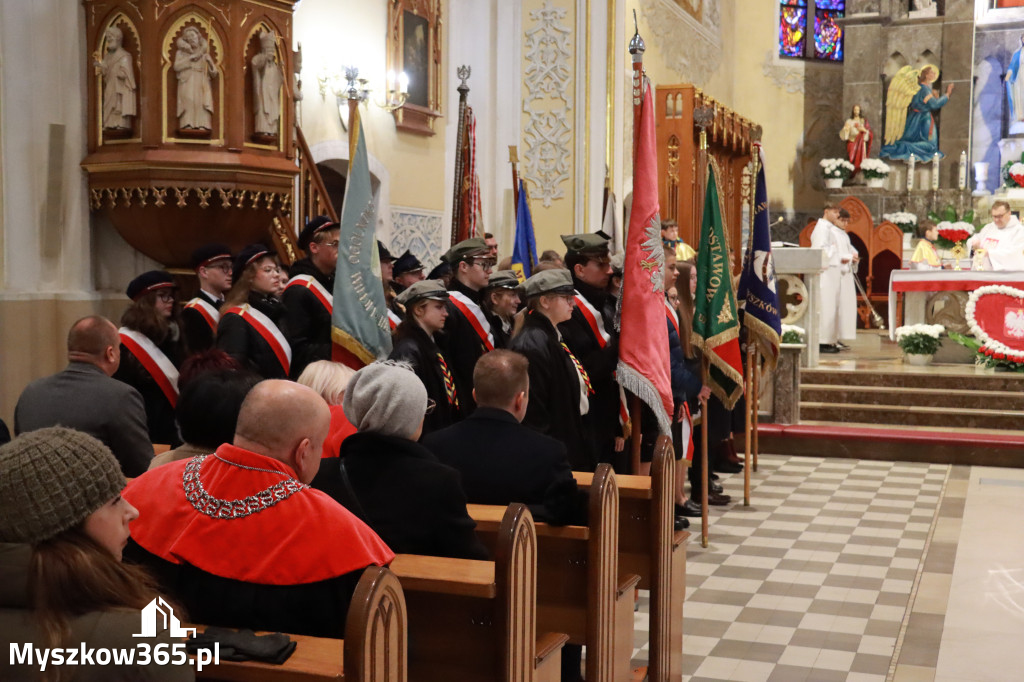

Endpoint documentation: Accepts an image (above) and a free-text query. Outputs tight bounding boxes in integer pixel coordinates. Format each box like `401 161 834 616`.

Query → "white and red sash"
224 305 292 375
387 309 402 331
449 291 495 351
665 299 680 337
118 327 179 407
184 297 220 332
285 275 333 314
574 291 611 348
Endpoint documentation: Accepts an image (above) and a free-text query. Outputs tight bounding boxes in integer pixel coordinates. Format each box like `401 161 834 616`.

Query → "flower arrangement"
780 324 805 344
894 323 944 356
933 221 976 249
860 158 891 179
883 211 918 234
820 158 855 180
1001 152 1024 188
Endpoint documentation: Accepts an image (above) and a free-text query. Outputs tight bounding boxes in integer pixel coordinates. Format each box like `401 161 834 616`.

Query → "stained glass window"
779 0 844 62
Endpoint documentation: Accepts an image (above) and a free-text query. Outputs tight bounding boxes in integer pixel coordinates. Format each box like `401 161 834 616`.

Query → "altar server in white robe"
967 200 1024 271
810 203 848 352
834 209 859 346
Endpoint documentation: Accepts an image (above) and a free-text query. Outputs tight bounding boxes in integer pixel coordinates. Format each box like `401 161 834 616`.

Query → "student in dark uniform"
388 280 462 436
440 237 495 412
283 216 339 378
510 269 594 472
114 271 187 447
182 244 232 354
557 232 623 469
217 245 292 379
481 270 521 349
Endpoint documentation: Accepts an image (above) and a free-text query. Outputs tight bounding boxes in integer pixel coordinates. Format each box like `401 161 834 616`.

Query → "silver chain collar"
183 454 308 520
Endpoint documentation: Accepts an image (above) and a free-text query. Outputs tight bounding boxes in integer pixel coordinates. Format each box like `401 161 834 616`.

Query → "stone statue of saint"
252 31 283 136
94 26 136 130
1007 34 1024 132
174 26 216 130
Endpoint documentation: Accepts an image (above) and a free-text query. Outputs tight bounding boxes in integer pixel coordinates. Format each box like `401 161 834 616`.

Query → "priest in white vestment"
967 201 1024 271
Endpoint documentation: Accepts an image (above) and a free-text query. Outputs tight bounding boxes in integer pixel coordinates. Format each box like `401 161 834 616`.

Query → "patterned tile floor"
630 454 950 682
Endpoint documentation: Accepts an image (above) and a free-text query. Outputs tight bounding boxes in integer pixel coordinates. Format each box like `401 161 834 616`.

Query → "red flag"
616 81 672 436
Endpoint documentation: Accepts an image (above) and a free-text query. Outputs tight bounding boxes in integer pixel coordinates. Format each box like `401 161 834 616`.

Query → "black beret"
298 216 339 251
427 260 452 279
393 251 425 277
233 244 273 281
378 241 396 263
189 244 232 270
126 270 176 301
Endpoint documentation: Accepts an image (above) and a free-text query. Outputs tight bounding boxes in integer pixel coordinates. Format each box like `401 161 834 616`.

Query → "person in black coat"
388 280 462 436
217 244 292 379
481 270 521 349
181 244 233 354
283 216 339 378
313 361 488 561
440 237 496 413
423 349 585 526
114 271 187 447
509 269 594 472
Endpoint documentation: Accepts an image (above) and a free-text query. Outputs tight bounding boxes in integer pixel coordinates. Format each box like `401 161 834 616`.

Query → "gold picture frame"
387 0 442 136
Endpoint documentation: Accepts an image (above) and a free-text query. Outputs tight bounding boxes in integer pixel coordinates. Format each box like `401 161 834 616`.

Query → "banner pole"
629 395 643 475
700 355 710 548
753 353 761 472
744 346 753 506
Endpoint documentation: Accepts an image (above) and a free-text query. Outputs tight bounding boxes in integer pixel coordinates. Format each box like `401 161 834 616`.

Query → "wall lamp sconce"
318 66 408 128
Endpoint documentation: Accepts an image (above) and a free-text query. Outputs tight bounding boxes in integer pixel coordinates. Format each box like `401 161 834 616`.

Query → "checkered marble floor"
630 454 950 682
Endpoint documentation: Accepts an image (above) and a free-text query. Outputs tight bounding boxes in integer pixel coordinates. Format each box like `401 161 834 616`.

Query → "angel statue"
879 64 954 161
839 104 871 174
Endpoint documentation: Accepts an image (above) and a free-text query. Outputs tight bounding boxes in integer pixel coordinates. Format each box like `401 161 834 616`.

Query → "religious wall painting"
95 12 141 144
244 21 287 151
387 0 443 135
161 14 225 144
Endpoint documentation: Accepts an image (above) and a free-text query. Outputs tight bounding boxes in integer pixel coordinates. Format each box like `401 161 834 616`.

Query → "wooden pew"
468 464 640 682
389 503 566 682
574 436 689 682
196 565 407 682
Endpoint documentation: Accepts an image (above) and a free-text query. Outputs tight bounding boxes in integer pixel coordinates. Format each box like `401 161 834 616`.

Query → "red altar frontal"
888 271 1024 339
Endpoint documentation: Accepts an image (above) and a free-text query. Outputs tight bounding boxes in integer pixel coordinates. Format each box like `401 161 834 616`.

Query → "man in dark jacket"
423 350 585 526
557 231 624 469
182 243 232 353
284 216 339 378
440 237 495 413
15 316 153 476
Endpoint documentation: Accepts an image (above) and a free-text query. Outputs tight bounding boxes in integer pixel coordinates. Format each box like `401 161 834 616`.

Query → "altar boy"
911 220 943 270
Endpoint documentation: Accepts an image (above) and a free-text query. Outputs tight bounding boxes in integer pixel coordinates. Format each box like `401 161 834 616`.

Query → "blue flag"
510 179 537 281
737 146 781 370
331 108 392 367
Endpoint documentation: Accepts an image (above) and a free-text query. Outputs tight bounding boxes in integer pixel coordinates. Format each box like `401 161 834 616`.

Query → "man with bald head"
14 315 152 475
123 380 394 637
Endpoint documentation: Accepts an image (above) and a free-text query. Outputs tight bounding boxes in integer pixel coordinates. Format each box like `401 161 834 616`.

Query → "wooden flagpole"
744 346 754 506
509 146 520 221
753 357 761 472
450 67 471 245
695 103 713 548
627 11 645 477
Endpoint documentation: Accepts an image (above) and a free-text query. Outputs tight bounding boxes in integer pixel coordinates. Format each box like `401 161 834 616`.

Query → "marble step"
801 369 1024 392
800 384 1024 411
800 401 1024 431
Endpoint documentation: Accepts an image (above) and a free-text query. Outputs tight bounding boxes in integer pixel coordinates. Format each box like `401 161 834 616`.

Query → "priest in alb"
967 201 1024 271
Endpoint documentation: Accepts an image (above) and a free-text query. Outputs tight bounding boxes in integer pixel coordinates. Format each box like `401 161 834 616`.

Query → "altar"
888 270 1024 339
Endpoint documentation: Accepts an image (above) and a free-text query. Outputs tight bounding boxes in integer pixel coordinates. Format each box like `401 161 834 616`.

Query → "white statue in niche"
174 26 216 130
1006 34 1024 133
252 31 283 136
95 26 137 130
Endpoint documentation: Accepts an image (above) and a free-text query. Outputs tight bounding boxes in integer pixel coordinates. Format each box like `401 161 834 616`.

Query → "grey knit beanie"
343 361 428 440
0 427 126 544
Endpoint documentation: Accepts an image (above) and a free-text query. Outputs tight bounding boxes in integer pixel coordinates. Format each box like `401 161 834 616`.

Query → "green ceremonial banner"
691 162 744 409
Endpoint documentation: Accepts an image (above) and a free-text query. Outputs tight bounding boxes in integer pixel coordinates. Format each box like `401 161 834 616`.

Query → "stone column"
771 345 804 425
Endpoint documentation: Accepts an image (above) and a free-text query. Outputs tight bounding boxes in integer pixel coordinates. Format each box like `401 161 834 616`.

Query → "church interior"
2 0 1024 681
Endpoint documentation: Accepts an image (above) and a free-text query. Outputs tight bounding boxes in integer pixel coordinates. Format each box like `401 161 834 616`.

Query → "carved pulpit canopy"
81 0 298 267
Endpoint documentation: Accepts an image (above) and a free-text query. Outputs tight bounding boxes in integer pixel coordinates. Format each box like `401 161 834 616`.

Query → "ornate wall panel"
390 207 445 268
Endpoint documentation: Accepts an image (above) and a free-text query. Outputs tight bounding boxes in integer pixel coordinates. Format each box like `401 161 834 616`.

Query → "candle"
958 151 967 190
932 153 940 190
399 71 409 95
907 154 915 191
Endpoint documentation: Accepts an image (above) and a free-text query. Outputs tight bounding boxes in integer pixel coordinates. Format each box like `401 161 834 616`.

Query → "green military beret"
560 230 611 256
395 279 450 307
521 268 576 298
484 270 521 291
444 237 490 264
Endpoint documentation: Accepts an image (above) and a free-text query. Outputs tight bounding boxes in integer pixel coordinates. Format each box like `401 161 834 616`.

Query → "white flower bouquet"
883 211 917 234
894 323 944 355
780 324 805 344
820 158 855 180
860 158 891 179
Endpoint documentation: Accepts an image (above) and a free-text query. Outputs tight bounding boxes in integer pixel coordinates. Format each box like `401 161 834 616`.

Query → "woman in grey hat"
509 269 594 471
0 427 192 681
481 270 522 348
388 280 462 436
